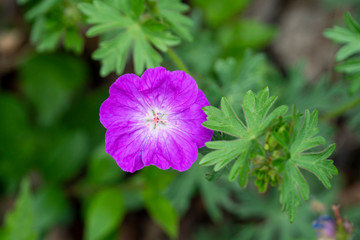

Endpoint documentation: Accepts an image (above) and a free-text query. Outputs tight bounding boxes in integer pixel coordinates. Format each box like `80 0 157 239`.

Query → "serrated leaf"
79 1 133 37
280 110 337 222
229 151 250 186
85 188 125 240
208 51 268 110
345 12 360 34
200 139 250 168
336 42 360 61
133 31 162 74
21 0 84 53
324 12 360 93
324 26 359 43
202 98 247 137
157 0 193 41
25 0 58 20
79 0 190 76
336 58 360 74
202 88 287 182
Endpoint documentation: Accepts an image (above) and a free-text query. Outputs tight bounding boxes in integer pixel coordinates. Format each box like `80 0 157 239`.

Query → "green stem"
167 48 190 74
321 96 360 121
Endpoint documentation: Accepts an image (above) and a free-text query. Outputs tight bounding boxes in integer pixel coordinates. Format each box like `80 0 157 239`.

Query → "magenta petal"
109 74 144 107
100 97 145 129
100 67 214 173
142 130 198 171
101 74 147 129
139 67 198 112
168 89 213 148
105 121 146 173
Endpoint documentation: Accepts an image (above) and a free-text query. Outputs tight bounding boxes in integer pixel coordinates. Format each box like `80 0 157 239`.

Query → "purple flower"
313 215 335 239
100 67 213 173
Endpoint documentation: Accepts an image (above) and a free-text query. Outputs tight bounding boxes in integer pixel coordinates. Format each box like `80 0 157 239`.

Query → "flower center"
146 109 168 130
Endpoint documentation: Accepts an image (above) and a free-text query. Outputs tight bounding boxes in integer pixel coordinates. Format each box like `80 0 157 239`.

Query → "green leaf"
144 188 178 238
79 1 133 37
167 159 235 222
336 58 360 74
273 63 349 114
157 0 193 41
232 181 337 240
85 188 125 240
19 53 88 126
0 94 36 188
64 27 84 54
345 12 360 34
202 88 287 182
207 51 268 109
40 131 88 182
218 19 276 53
133 31 162 74
229 151 250 186
86 144 123 184
33 185 72 233
280 110 337 222
2 180 38 240
349 73 360 94
79 0 188 76
324 12 360 93
192 0 249 27
202 98 247 137
25 0 58 20
20 0 84 53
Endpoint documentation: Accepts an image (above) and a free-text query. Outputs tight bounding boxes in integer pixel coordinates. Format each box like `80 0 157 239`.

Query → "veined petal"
105 121 147 173
139 67 198 112
100 66 213 172
168 90 213 148
100 97 145 129
142 130 198 171
109 73 149 108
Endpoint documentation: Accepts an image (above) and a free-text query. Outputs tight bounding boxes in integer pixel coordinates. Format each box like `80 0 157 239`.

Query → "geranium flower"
100 67 213 172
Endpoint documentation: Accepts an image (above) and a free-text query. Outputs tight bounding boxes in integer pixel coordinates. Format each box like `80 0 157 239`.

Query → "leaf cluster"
324 12 360 94
201 87 338 222
79 0 193 76
18 0 85 53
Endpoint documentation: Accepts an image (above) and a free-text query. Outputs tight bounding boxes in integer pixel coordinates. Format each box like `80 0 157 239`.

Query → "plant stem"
167 48 190 74
321 96 360 121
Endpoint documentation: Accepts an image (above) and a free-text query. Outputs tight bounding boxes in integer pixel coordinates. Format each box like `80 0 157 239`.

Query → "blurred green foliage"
1 181 38 240
18 0 85 53
1 0 360 239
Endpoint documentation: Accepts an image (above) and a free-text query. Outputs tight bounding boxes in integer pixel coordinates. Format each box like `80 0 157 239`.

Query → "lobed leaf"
157 0 193 41
19 0 84 53
280 110 337 222
202 88 286 182
202 98 247 137
324 12 360 93
79 0 192 76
